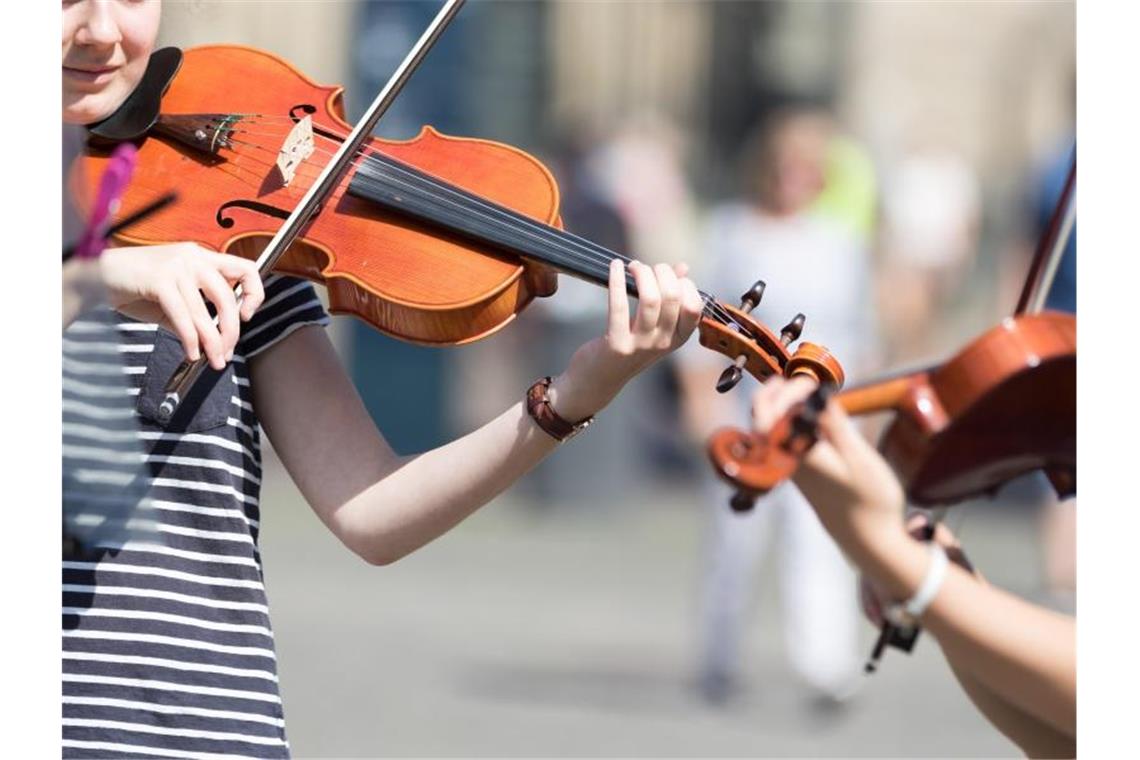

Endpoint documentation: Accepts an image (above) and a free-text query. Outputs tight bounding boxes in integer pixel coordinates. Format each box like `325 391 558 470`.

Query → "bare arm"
252 260 703 566
250 324 558 565
861 521 1075 757
751 377 1076 744
948 658 1075 758
858 534 1075 740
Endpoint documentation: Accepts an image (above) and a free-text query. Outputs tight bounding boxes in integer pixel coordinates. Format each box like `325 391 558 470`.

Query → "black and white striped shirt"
63 275 329 759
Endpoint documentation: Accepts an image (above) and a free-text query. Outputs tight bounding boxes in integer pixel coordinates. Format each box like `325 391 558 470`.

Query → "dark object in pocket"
136 329 234 433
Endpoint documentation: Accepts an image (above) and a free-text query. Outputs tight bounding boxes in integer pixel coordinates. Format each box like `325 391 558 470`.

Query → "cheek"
121 5 162 60
113 19 159 104
118 55 150 98
61 6 81 50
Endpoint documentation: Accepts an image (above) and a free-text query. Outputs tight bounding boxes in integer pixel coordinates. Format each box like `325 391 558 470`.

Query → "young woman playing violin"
749 375 1076 758
62 2 702 757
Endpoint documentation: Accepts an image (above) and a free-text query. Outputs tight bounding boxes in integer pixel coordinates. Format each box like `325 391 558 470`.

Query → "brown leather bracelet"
526 376 594 442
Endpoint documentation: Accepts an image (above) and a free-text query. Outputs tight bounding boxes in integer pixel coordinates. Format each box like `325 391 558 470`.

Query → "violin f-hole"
289 104 344 143
216 199 292 228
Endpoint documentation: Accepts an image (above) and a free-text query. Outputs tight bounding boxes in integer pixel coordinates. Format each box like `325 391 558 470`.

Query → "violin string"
245 144 745 335
352 149 750 331
216 118 748 331
228 123 648 285
218 133 626 288
226 120 661 277
221 124 747 332
223 119 661 280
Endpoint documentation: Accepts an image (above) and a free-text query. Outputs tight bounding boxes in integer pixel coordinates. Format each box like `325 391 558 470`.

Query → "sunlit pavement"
260 454 1055 757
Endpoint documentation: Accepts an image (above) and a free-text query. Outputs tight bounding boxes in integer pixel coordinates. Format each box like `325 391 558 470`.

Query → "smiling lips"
63 65 120 84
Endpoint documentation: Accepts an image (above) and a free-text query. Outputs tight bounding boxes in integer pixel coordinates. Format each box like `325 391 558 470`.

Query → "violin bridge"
276 115 314 187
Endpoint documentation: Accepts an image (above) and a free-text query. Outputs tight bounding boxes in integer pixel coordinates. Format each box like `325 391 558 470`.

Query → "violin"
708 310 1076 509
73 43 842 415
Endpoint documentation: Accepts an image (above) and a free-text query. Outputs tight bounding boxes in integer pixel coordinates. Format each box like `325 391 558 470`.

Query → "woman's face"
62 0 161 125
765 117 829 216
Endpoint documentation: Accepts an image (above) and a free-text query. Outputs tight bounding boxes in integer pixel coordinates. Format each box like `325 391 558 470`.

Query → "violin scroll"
709 385 834 511
698 282 845 394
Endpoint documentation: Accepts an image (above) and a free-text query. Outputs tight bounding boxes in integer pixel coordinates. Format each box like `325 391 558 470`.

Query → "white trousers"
699 478 862 698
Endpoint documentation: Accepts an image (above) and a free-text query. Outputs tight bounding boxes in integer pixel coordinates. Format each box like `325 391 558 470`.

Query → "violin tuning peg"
730 490 757 513
780 313 806 346
739 280 766 314
717 365 744 394
716 355 748 393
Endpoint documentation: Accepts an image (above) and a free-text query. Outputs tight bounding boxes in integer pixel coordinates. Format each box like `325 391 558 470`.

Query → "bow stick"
156 0 467 422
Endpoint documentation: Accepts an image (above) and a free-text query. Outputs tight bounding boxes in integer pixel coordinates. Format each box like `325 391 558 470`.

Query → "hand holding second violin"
99 243 266 370
549 259 704 421
750 376 909 568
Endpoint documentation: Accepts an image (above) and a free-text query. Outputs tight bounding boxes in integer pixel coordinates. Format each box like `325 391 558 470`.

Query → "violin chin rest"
88 47 183 143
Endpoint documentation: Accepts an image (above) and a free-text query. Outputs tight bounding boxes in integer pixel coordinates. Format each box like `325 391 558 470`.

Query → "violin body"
877 311 1075 505
78 45 560 345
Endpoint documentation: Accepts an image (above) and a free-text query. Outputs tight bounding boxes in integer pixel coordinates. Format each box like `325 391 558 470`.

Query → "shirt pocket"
136 330 235 433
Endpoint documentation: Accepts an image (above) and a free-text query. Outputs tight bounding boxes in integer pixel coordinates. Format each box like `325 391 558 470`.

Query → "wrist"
97 248 135 309
855 528 931 601
546 370 615 422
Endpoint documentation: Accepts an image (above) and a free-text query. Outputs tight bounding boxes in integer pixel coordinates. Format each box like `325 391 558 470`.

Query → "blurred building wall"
838 0 1074 341
547 0 710 136
157 0 354 84
840 1 1075 182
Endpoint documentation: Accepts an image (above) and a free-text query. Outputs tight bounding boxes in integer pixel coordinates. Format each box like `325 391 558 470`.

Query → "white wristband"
885 543 948 627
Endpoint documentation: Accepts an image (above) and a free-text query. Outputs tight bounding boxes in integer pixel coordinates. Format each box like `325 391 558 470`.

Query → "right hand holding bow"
98 243 265 369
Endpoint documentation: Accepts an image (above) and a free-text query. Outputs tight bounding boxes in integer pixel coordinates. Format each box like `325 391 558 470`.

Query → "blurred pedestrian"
678 107 880 706
877 149 981 364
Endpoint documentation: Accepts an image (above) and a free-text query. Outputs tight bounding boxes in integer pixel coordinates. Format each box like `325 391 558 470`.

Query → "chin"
63 85 129 126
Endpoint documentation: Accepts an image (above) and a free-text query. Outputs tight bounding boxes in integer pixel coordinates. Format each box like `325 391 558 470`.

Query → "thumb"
815 399 868 462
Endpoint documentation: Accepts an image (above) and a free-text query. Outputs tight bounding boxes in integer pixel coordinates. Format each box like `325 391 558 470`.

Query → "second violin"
708 310 1076 509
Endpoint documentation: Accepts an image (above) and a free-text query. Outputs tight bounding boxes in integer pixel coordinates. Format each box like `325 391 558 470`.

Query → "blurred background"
159 1 1074 756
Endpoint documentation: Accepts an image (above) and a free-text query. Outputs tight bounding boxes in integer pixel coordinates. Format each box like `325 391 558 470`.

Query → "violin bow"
1015 150 1076 315
156 0 468 423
